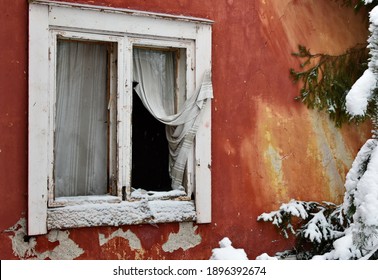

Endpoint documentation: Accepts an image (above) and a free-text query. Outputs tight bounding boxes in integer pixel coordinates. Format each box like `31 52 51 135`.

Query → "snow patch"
313 228 360 260
370 4 378 26
343 139 378 214
346 69 376 116
256 253 278 260
353 145 378 226
131 187 187 201
210 237 248 260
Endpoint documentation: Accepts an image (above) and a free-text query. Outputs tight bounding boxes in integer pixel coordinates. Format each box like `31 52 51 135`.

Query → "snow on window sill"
130 187 189 201
47 200 196 229
52 194 121 206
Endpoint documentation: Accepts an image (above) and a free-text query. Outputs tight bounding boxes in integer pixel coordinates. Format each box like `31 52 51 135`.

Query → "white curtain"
133 48 213 189
55 40 108 197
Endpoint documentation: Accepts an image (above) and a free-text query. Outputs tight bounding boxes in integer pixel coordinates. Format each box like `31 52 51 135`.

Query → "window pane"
55 40 108 197
132 48 175 191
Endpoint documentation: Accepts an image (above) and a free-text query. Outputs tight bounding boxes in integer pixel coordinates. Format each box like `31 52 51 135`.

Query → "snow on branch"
302 208 344 243
258 199 348 259
343 139 378 217
346 69 376 116
346 5 378 117
258 200 344 243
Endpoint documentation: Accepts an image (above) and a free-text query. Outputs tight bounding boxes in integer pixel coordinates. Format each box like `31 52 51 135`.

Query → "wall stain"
264 144 288 200
308 110 354 202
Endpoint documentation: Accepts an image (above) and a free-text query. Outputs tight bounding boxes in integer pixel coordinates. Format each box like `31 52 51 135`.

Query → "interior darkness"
131 82 172 191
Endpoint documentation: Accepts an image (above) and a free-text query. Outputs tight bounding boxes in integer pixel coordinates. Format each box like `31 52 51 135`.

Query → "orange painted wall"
0 0 371 259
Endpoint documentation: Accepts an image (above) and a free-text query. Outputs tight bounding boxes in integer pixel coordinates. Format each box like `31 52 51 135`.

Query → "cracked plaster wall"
162 223 202 253
4 218 202 259
99 229 142 250
6 218 84 260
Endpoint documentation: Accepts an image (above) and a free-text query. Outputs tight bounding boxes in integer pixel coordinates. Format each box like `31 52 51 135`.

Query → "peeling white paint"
7 218 38 258
162 222 201 253
7 218 84 260
41 230 84 260
99 229 142 250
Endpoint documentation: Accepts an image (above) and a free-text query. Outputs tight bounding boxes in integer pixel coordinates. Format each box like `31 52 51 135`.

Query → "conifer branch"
290 44 369 127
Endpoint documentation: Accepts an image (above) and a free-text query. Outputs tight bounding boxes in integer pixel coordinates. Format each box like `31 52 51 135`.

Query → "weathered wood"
28 3 49 235
29 1 212 234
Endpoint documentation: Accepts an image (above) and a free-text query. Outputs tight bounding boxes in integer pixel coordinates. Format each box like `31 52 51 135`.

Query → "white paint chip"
162 222 201 253
7 218 84 260
7 218 38 258
99 229 142 250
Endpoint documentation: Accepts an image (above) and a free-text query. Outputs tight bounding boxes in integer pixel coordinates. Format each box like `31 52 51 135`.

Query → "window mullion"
48 31 58 207
108 43 118 196
184 42 196 198
119 38 132 199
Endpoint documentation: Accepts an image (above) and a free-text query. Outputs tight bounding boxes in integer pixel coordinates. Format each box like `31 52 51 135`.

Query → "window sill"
47 200 196 229
50 195 122 207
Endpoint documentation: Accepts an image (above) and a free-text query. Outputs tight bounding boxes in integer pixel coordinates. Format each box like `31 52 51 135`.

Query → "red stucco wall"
0 0 28 235
0 0 371 259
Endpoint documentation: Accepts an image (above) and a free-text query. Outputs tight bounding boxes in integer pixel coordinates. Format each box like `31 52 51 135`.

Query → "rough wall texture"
0 0 371 259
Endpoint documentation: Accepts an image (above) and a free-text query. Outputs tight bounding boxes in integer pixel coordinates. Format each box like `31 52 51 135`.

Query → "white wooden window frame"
28 0 212 235
128 37 196 199
48 30 124 207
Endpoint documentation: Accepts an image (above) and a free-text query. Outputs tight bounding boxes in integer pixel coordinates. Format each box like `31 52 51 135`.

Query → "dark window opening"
131 82 172 191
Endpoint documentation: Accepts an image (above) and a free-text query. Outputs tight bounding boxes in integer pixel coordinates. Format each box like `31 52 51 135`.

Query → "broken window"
131 47 189 193
52 41 194 200
28 1 212 235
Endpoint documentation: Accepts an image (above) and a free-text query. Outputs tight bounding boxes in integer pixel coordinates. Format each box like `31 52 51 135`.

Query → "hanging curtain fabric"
55 40 108 197
133 48 213 190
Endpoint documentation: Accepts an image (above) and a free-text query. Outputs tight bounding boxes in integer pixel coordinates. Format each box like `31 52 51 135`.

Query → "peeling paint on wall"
7 218 38 259
99 229 142 250
6 218 84 259
162 222 201 253
41 230 84 260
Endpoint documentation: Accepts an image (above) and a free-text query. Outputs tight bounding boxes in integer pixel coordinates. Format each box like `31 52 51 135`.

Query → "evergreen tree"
259 0 378 259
